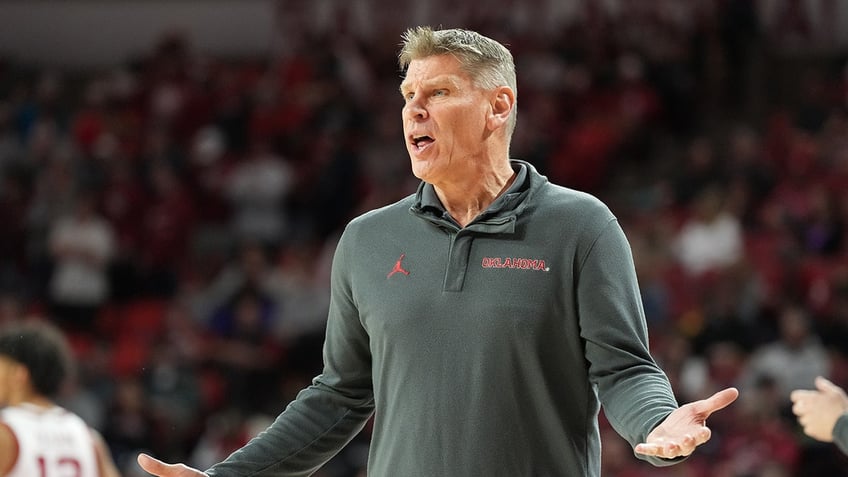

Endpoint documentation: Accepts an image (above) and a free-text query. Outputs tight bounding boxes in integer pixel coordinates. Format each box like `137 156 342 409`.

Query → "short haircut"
398 26 518 137
0 321 73 397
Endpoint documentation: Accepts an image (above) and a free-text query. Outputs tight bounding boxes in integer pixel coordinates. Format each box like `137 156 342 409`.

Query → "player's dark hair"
0 321 73 397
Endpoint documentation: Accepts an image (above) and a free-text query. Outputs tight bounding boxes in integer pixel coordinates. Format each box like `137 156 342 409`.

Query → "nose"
402 96 427 121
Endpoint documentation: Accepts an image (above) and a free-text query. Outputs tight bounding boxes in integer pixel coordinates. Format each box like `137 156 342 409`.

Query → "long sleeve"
577 218 680 466
206 227 375 476
833 413 848 456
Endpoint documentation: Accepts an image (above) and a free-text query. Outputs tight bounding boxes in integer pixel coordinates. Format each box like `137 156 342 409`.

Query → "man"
790 376 848 455
0 321 121 477
138 26 738 477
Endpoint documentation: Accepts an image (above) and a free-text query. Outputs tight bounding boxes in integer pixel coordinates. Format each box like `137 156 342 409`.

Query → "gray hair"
398 26 518 137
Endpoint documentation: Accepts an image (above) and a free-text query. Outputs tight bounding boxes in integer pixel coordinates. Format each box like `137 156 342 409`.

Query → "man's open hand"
634 387 739 459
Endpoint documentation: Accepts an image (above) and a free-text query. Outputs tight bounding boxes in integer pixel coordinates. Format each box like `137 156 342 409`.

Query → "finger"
679 433 700 454
790 389 817 403
138 453 169 475
815 376 842 395
634 443 660 456
693 387 739 416
635 441 686 458
634 442 674 457
693 426 711 445
671 432 700 451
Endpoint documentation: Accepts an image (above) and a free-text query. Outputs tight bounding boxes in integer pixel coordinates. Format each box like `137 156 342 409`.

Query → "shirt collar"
418 161 529 216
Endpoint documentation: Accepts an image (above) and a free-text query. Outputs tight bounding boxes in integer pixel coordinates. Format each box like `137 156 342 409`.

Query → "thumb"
693 387 739 417
137 453 206 476
137 453 170 475
815 376 842 395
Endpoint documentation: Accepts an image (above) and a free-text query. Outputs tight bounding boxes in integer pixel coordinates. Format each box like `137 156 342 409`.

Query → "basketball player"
0 321 121 477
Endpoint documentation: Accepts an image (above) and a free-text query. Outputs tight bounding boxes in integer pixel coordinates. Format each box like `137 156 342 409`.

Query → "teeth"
410 135 433 150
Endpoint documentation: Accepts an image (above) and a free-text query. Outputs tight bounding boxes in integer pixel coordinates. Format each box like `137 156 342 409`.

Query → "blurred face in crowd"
400 54 496 186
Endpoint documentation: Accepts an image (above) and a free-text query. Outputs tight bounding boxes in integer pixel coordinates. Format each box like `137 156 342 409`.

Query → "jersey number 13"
36 455 82 477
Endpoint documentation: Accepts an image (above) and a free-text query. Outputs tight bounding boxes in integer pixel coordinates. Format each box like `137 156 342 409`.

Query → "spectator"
0 167 28 290
99 155 147 301
224 139 294 246
742 304 830 399
674 185 744 277
102 377 158 472
671 136 726 207
208 288 282 414
139 160 196 297
187 241 284 327
47 191 116 332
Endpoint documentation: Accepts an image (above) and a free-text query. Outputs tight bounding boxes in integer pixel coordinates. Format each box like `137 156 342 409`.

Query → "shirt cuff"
833 413 848 456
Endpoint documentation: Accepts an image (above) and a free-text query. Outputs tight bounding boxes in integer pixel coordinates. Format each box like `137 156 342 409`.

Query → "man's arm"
140 226 375 477
137 380 375 477
577 219 680 451
577 217 737 462
206 227 374 476
204 384 374 476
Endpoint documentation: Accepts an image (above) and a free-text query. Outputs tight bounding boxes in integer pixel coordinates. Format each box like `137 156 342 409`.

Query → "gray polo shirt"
206 160 679 476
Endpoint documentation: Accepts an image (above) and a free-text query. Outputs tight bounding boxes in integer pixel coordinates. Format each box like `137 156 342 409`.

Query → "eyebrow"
399 75 463 95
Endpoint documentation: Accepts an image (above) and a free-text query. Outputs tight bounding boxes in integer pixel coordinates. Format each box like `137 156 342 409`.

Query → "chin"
409 160 432 182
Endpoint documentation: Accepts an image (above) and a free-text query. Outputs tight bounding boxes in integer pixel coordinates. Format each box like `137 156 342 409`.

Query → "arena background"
1 1 848 476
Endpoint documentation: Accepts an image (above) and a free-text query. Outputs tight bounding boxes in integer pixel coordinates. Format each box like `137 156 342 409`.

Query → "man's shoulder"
518 160 609 213
341 194 418 238
349 194 417 226
334 195 419 260
534 182 613 219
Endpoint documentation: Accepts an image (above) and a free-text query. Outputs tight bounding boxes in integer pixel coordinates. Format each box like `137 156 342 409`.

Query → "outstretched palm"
634 387 739 459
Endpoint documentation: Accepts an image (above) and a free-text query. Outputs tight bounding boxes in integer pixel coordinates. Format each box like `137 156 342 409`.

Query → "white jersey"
0 404 100 477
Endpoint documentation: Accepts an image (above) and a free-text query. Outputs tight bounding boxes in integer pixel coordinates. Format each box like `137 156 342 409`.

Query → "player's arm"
91 428 122 477
0 423 19 475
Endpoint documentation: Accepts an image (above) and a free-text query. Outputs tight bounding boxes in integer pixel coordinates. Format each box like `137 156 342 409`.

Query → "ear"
487 86 515 132
12 363 31 389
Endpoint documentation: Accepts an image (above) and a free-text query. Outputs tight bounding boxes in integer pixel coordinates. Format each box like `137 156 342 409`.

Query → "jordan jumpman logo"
387 253 410 278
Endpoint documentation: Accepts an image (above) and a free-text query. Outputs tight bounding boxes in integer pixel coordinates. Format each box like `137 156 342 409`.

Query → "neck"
9 392 53 409
434 158 515 227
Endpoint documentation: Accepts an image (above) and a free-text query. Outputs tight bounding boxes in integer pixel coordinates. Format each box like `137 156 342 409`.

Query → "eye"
433 89 446 97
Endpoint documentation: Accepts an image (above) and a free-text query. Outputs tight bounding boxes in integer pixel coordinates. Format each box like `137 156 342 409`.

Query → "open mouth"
411 135 434 151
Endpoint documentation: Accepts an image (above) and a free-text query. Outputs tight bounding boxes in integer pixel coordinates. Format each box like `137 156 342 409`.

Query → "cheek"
449 107 486 139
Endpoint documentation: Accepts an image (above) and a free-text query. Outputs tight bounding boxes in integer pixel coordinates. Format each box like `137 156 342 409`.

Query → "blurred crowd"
1 0 847 476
